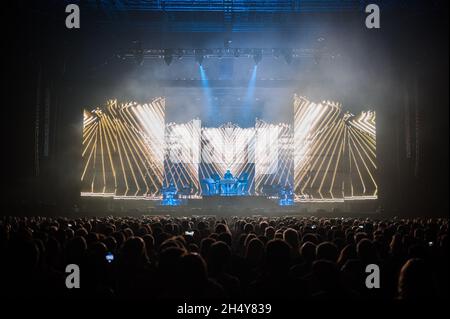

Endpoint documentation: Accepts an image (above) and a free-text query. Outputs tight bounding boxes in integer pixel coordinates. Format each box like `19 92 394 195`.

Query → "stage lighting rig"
121 47 328 64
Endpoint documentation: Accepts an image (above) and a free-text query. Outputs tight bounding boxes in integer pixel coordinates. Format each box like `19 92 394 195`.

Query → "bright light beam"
243 65 258 125
199 65 214 124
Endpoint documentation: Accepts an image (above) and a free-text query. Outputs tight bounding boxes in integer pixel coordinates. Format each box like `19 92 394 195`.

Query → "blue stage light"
242 65 258 124
199 65 214 123
278 198 295 206
246 65 258 100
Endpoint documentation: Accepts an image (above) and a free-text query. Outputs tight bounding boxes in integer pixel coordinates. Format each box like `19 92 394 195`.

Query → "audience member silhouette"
0 215 447 300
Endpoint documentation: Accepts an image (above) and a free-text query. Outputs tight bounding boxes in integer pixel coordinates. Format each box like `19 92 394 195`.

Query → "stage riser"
79 196 378 216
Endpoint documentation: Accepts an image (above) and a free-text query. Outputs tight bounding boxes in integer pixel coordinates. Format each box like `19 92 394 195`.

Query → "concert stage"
79 195 378 217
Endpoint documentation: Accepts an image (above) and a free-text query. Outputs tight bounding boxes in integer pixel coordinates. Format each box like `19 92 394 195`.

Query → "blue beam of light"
242 65 258 125
199 65 214 124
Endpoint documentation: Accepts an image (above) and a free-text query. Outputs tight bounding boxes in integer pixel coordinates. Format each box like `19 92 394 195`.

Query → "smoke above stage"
81 95 376 203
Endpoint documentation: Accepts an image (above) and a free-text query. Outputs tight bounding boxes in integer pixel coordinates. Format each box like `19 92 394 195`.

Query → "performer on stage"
167 182 177 193
224 169 233 180
221 169 235 195
161 181 179 205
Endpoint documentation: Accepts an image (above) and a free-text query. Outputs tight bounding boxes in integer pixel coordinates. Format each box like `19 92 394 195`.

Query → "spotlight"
133 41 144 66
283 49 293 64
314 51 322 65
195 50 204 65
314 37 326 65
163 49 173 66
176 49 184 60
253 49 262 65
224 37 232 48
273 49 281 59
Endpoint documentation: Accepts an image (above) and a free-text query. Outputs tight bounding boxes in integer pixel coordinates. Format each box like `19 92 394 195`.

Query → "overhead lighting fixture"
253 49 262 65
133 41 144 66
314 51 322 65
195 50 204 65
314 37 326 65
163 49 173 66
176 49 184 60
283 49 293 64
273 49 281 59
224 38 232 49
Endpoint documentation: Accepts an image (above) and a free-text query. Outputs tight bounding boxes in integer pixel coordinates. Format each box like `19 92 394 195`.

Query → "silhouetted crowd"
0 215 448 299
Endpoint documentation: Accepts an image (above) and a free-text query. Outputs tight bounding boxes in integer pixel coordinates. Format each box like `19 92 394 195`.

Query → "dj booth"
160 170 294 206
200 173 249 196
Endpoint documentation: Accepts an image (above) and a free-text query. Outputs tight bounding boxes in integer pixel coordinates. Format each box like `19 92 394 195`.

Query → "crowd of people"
0 215 447 299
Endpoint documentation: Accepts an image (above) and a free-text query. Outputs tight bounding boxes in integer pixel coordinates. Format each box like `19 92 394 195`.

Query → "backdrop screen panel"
81 96 376 201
